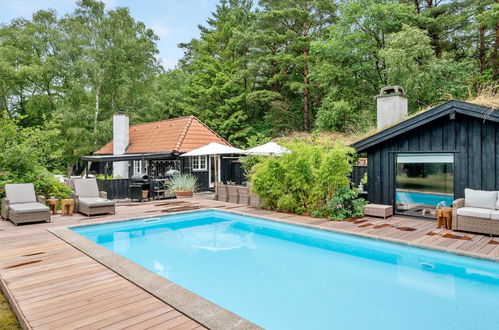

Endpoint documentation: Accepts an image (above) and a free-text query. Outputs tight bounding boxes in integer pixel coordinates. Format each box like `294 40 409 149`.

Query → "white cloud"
150 21 172 39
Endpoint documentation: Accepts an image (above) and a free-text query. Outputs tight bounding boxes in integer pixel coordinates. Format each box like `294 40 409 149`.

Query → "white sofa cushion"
74 178 100 198
79 197 115 208
457 207 492 219
5 183 37 204
490 211 499 220
10 202 49 214
464 189 497 209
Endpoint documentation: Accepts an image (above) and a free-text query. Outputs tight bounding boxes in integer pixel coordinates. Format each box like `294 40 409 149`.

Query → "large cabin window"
395 153 454 219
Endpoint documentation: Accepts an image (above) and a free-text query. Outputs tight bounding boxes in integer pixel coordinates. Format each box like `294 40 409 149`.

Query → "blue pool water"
396 191 454 206
72 210 499 330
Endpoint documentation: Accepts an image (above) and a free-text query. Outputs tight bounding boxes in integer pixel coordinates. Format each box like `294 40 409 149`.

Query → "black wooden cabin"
352 100 498 218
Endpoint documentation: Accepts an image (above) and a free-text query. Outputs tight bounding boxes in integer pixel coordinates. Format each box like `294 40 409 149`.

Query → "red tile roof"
94 116 231 155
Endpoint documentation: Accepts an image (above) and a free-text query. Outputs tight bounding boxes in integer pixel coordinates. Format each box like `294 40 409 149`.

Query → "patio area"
1 198 498 329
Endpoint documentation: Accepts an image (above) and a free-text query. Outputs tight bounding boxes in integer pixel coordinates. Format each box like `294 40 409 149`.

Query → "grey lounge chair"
1 183 50 225
73 178 115 216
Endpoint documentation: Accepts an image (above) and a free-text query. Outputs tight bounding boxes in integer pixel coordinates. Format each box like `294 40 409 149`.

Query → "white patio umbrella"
181 142 247 184
180 142 247 157
246 142 290 156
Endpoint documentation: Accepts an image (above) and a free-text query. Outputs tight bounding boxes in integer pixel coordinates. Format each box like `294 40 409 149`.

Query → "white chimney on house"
376 86 408 130
112 112 129 178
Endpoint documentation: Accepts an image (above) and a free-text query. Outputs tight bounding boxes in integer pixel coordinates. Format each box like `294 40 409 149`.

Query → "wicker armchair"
1 184 50 225
73 178 115 216
452 198 499 236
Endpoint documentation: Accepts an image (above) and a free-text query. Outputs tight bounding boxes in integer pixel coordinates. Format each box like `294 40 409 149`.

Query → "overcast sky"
0 0 219 69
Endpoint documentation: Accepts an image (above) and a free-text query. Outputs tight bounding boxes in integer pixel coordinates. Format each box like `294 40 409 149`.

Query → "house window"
395 153 454 219
192 156 207 171
133 160 142 174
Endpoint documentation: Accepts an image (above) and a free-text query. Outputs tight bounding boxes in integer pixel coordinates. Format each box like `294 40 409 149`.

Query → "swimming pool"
396 191 454 206
72 210 499 330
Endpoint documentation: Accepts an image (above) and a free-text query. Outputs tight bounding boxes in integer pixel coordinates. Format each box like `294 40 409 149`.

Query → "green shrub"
249 141 354 215
0 169 72 201
327 187 367 221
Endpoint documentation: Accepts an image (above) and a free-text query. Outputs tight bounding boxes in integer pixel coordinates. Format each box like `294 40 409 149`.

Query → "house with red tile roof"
94 115 230 155
81 114 244 195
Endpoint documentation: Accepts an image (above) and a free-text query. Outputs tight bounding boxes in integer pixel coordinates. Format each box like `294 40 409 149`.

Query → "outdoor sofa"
1 183 50 225
452 188 499 236
73 178 116 216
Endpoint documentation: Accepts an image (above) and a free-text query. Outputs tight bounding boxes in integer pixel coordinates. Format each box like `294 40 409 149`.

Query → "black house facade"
353 98 498 219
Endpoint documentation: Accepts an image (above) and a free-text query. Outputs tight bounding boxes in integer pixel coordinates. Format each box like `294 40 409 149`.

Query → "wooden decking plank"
22 280 132 314
38 296 160 329
146 314 193 330
30 288 148 327
169 319 205 330
86 304 174 329
15 271 118 301
133 311 185 329
18 277 129 310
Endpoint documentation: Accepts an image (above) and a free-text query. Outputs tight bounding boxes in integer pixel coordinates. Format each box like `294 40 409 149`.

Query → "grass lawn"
0 290 20 329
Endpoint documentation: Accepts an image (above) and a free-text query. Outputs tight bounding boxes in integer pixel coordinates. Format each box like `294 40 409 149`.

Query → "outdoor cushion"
456 207 492 219
74 179 100 198
491 211 499 220
79 197 115 207
9 202 49 214
5 183 37 204
464 189 497 210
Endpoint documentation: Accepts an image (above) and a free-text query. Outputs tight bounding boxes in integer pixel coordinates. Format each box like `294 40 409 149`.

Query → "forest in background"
0 0 497 173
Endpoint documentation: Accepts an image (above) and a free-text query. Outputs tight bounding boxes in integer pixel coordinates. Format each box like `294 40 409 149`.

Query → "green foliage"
327 187 367 221
167 174 199 192
0 170 72 201
315 100 358 133
380 24 471 109
250 141 354 214
0 0 497 173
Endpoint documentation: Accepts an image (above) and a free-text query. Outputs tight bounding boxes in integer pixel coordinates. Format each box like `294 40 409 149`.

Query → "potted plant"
168 173 198 198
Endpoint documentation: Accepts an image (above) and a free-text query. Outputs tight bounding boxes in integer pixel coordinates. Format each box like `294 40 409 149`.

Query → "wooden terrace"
0 198 498 329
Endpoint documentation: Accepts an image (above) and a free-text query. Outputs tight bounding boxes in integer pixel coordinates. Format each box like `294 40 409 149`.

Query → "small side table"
437 207 453 229
61 199 74 216
46 199 58 215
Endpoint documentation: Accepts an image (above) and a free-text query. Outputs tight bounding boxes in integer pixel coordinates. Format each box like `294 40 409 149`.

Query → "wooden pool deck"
1 198 498 329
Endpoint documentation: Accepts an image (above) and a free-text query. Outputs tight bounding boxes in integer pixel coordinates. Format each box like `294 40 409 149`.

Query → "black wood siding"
364 113 499 205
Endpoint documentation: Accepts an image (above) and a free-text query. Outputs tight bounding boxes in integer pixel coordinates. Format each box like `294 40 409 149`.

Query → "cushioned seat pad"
10 202 49 214
79 197 115 207
457 207 492 219
490 211 499 220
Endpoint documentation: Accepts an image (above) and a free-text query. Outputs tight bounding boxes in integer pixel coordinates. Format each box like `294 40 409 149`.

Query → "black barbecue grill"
130 173 150 202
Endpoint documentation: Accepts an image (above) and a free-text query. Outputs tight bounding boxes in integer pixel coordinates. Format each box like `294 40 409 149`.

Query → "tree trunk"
303 61 311 131
302 11 311 132
493 2 499 80
94 82 100 144
479 25 487 73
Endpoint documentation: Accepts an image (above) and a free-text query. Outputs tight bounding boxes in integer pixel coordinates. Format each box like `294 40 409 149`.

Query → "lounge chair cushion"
5 183 37 204
79 197 115 208
464 189 497 210
74 179 100 198
456 207 492 219
490 211 499 220
9 202 49 214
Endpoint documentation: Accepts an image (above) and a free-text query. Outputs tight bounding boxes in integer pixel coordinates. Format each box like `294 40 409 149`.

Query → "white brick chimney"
376 86 408 130
112 112 129 178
